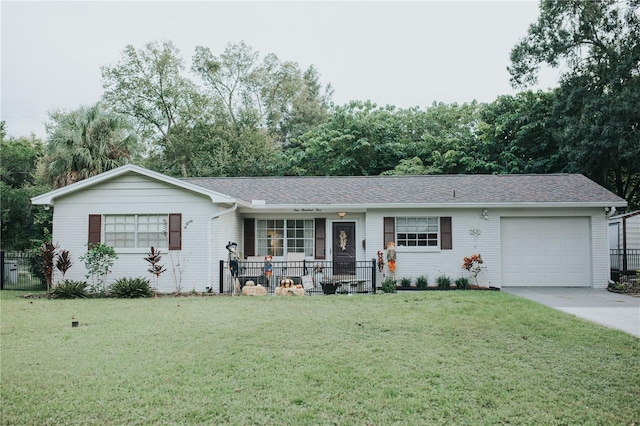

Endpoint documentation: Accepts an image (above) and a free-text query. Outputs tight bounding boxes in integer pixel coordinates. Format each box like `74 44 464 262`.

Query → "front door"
332 222 356 275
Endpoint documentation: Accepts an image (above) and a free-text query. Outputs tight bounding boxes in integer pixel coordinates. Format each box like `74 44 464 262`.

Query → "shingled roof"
182 174 626 207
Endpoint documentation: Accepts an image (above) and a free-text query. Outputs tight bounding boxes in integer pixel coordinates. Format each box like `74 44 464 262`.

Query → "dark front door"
332 222 356 275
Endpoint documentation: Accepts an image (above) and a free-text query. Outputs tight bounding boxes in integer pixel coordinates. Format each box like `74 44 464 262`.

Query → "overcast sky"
1 1 560 139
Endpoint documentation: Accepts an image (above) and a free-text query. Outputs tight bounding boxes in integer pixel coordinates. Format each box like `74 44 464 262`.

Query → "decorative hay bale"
245 280 255 286
275 286 305 296
242 285 267 296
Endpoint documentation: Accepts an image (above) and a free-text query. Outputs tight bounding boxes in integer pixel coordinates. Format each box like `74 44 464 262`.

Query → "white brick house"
32 165 627 292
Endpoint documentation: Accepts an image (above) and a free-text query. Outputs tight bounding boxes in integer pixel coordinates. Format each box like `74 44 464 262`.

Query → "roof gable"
31 164 240 206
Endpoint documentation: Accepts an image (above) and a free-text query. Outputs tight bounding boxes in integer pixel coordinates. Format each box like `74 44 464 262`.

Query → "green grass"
1 291 639 425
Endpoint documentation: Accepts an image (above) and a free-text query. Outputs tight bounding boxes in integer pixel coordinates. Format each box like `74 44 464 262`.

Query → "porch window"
257 219 314 257
396 217 439 247
104 214 167 248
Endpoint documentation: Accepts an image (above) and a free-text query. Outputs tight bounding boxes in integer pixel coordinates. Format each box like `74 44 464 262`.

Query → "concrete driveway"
502 287 640 338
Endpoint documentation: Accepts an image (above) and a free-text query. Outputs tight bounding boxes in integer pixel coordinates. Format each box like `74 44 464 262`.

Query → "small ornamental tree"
462 254 484 286
144 247 166 291
38 241 58 291
79 243 118 295
55 249 73 279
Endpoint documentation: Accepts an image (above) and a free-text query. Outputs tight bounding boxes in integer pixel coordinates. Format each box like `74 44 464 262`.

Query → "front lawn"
1 291 638 424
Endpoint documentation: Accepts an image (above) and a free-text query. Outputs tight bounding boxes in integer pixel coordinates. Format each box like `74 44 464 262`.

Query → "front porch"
218 259 378 295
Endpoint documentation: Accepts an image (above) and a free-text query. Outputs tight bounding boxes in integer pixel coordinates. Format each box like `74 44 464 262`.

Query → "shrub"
415 275 429 288
49 280 88 299
80 243 118 295
399 277 412 287
380 277 397 293
436 274 452 290
110 277 153 299
455 277 470 289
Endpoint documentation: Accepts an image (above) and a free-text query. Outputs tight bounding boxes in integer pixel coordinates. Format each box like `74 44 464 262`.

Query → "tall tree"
477 90 563 174
43 103 139 188
101 41 205 175
509 0 640 207
192 42 331 145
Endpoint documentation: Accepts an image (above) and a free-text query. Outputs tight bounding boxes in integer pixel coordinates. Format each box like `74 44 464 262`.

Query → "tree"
192 42 332 145
101 41 204 175
43 103 139 188
509 0 640 207
477 90 564 174
0 128 51 250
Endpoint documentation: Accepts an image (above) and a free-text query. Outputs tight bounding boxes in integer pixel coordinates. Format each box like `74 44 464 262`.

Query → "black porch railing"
610 249 640 280
0 250 47 291
219 259 377 295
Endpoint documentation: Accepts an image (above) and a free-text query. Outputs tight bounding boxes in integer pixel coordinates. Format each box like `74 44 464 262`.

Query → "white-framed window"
257 219 314 257
396 217 439 247
104 214 167 248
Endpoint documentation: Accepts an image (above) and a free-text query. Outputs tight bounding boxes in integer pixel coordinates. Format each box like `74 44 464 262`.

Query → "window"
104 214 167 248
396 217 439 247
257 219 314 256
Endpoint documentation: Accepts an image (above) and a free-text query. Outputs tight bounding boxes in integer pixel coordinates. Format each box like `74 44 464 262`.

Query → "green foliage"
415 275 429 289
436 274 452 290
44 103 139 188
455 277 470 290
509 0 640 208
380 277 397 293
399 277 412 287
48 280 88 299
0 134 51 250
79 243 118 295
110 277 153 299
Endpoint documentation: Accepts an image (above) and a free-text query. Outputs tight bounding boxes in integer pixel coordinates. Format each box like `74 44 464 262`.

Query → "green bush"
49 280 88 299
455 277 470 289
436 274 452 290
380 277 397 293
399 277 412 287
110 277 153 298
415 275 429 288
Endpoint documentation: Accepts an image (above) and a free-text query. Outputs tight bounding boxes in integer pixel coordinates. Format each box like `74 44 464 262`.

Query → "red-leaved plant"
462 254 483 285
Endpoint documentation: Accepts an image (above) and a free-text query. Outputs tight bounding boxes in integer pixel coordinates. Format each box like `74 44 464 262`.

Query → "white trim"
31 164 244 206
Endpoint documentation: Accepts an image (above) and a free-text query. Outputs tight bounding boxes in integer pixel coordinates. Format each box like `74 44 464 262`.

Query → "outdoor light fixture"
337 212 347 218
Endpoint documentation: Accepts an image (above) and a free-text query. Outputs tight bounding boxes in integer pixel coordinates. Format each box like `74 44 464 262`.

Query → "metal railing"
610 249 640 280
219 259 377 295
0 250 47 291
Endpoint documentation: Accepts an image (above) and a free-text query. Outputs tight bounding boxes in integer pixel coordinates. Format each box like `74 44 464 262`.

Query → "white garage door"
501 217 591 287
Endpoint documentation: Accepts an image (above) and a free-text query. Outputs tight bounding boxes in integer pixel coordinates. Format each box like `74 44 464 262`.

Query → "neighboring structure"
609 210 640 275
31 165 627 292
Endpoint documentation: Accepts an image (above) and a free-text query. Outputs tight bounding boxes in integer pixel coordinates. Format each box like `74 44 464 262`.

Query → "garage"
501 217 591 287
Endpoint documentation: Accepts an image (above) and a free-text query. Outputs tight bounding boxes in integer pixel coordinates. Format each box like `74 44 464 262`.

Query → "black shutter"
383 217 395 248
88 215 101 249
440 217 452 250
168 213 182 250
315 218 326 259
244 218 255 257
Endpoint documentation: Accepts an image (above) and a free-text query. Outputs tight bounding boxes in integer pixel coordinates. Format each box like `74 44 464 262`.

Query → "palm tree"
44 103 140 188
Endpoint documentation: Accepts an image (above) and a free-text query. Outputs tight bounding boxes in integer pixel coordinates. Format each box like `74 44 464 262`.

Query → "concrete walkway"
502 287 640 338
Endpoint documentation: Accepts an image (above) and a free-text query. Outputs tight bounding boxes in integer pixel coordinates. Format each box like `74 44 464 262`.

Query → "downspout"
208 203 238 292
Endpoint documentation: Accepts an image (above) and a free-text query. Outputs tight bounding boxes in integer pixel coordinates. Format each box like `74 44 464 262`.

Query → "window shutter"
440 217 452 250
88 215 101 250
244 218 255 257
168 213 182 250
314 218 326 259
383 217 395 248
